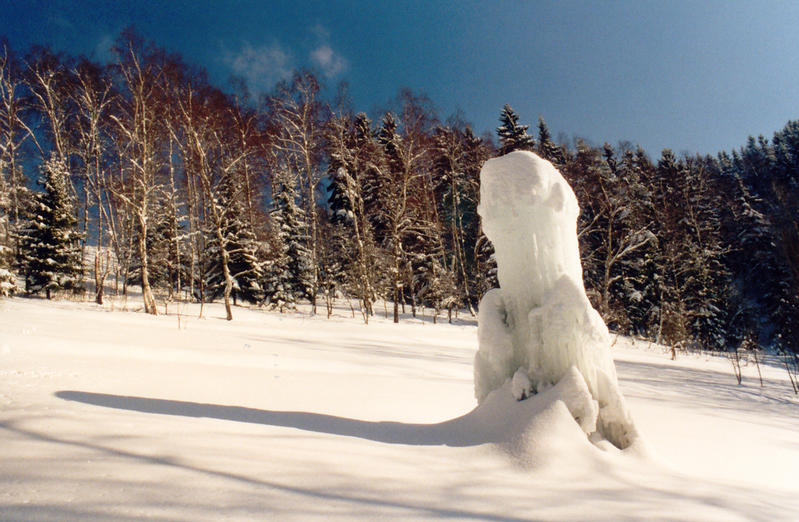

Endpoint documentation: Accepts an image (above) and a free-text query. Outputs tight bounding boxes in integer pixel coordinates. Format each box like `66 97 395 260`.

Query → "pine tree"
413 239 458 323
0 169 17 295
475 232 498 295
652 149 689 347
681 156 731 351
376 110 414 322
720 128 799 354
432 125 475 311
0 160 12 269
718 160 773 347
567 140 605 309
652 151 730 350
769 122 799 353
205 175 265 306
496 104 534 155
537 116 564 168
460 127 492 303
263 170 312 311
1 44 30 272
267 72 327 314
616 147 660 337
325 112 380 319
576 142 659 333
223 219 265 306
19 155 83 299
127 190 174 291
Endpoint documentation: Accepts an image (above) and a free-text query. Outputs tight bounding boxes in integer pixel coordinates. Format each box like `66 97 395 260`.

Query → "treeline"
0 32 797 354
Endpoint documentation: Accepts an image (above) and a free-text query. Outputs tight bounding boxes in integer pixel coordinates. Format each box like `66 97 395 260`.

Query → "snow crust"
475 151 637 449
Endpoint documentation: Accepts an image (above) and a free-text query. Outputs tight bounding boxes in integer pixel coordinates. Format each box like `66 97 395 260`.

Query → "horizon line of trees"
1 31 798 355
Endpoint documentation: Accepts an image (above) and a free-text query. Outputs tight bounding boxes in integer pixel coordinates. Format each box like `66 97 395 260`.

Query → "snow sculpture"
474 151 638 449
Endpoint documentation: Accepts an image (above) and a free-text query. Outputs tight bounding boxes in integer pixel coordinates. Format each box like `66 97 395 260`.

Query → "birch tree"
0 43 37 262
267 72 326 313
108 33 165 315
176 82 249 320
326 111 380 320
71 58 114 303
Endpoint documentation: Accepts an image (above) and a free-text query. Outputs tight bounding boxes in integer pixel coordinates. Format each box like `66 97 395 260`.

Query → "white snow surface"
1 296 798 520
475 151 636 449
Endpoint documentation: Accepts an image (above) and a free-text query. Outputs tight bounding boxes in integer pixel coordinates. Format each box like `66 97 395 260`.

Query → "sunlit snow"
1 295 797 520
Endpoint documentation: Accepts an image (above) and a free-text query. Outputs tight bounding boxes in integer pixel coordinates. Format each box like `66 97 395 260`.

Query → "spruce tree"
205 175 265 305
223 219 265 306
617 148 660 337
681 156 731 351
475 232 498 294
325 112 380 319
496 104 535 155
579 142 658 333
19 155 83 299
721 142 799 354
652 149 689 347
651 151 730 350
432 125 472 310
0 173 16 295
0 165 13 269
263 171 312 311
769 122 799 353
537 116 564 168
718 161 773 347
127 191 174 290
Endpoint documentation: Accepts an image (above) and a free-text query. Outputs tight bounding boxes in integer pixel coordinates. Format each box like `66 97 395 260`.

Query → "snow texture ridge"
474 150 638 449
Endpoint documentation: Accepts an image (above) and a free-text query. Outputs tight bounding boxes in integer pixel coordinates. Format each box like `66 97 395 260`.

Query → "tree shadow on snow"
55 391 489 447
0 417 528 522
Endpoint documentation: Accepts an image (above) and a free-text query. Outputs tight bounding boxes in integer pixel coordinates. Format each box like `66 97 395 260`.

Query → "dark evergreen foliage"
263 171 312 311
537 116 565 168
205 176 265 305
19 155 83 298
497 104 535 155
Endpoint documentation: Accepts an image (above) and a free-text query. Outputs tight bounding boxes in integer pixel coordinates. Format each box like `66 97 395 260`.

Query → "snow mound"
462 365 623 470
475 151 638 449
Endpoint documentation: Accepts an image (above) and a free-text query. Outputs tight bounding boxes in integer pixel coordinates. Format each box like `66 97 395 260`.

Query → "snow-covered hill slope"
1 296 797 520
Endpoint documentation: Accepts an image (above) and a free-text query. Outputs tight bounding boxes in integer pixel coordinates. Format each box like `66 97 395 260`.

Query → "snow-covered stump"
474 151 638 450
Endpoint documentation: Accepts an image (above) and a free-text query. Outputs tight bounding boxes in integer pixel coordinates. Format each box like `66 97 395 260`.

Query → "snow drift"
474 151 638 449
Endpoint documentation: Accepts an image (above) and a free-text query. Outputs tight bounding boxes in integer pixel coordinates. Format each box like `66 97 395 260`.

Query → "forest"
1 31 798 357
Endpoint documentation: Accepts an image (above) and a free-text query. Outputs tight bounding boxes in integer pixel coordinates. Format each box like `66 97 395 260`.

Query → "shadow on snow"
55 390 486 447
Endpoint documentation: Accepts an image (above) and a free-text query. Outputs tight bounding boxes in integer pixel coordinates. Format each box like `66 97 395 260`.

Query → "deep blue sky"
3 0 798 156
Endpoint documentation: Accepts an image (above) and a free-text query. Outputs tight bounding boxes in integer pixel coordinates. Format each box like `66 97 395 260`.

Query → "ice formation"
474 150 638 449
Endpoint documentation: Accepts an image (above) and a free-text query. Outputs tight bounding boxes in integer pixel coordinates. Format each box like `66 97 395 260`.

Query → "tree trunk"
94 253 106 305
94 156 105 305
215 223 234 321
393 289 399 323
393 244 401 323
137 211 158 315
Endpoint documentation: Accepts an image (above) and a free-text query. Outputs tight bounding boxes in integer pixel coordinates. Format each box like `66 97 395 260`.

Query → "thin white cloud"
49 14 75 31
310 44 348 78
94 34 115 64
223 27 347 92
224 42 293 94
309 24 331 42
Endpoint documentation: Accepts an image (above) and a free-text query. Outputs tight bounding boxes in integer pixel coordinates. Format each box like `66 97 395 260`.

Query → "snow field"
1 296 798 520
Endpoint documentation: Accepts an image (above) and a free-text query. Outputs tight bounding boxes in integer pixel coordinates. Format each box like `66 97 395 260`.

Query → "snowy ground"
1 295 797 521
